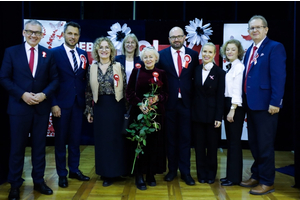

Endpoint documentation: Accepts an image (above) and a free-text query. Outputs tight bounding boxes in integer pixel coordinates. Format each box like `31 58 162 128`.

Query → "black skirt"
93 95 129 177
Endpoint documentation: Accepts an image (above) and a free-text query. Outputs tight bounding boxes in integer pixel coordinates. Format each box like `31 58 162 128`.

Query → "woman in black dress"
85 37 129 186
126 47 169 190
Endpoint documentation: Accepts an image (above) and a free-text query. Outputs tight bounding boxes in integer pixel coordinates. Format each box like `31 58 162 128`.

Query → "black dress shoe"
58 176 68 188
102 177 113 187
198 179 206 183
34 182 53 195
221 180 235 186
207 179 215 184
69 170 90 181
146 174 156 186
181 174 195 185
220 177 227 182
135 175 147 190
164 171 177 181
8 188 20 200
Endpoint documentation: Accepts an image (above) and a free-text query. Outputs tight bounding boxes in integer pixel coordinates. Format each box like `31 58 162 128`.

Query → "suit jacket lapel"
166 47 178 77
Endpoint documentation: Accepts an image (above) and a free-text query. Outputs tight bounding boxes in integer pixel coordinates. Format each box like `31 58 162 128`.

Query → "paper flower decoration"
107 22 131 51
185 18 213 49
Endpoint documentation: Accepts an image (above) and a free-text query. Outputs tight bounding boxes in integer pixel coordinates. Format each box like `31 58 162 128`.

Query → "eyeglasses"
169 35 184 41
125 41 136 45
24 30 42 37
248 26 266 31
98 46 110 51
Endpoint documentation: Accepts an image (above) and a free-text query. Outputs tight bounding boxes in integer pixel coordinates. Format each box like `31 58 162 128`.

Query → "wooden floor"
0 146 299 200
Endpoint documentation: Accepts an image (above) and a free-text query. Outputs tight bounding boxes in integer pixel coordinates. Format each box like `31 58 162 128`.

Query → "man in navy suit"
240 15 286 195
51 21 90 188
157 26 198 185
0 20 59 200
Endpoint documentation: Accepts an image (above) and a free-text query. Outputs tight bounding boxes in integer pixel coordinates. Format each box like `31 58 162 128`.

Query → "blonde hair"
92 37 116 62
121 33 140 56
140 46 160 63
202 42 216 63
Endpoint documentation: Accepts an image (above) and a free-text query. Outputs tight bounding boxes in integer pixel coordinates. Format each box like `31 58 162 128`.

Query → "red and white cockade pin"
135 63 141 68
80 54 87 69
42 51 47 58
184 54 192 69
114 74 119 87
153 71 159 82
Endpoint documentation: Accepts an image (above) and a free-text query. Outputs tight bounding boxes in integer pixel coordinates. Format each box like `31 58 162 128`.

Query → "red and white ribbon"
184 54 192 69
80 54 87 69
153 72 159 82
114 74 119 87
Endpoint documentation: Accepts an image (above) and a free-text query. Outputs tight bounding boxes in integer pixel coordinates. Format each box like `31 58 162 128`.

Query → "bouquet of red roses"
126 72 163 174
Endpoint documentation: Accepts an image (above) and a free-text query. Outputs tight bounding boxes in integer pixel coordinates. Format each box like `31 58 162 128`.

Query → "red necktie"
177 51 182 94
244 46 257 93
177 50 182 76
29 47 35 73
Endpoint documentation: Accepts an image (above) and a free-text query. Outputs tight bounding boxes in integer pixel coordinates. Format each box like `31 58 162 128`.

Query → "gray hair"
24 20 43 30
248 15 268 28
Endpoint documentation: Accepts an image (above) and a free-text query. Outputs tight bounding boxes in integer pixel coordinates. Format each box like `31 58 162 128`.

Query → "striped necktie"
70 50 78 73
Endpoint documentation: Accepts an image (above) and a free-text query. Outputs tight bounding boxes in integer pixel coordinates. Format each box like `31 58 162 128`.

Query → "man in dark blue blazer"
157 26 199 185
240 15 286 195
0 20 59 200
51 22 90 188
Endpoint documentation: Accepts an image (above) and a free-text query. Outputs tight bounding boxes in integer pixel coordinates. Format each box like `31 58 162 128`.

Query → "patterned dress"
85 61 129 177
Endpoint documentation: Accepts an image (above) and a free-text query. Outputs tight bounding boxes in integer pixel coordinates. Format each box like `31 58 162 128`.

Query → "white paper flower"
107 22 131 51
185 18 213 49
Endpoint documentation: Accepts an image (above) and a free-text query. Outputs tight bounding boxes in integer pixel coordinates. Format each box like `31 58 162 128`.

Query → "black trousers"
223 97 245 183
193 121 220 180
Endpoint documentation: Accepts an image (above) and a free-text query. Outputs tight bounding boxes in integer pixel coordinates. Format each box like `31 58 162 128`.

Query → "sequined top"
85 61 127 116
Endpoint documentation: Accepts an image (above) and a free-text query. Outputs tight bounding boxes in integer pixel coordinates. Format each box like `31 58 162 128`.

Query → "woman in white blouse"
115 33 143 83
220 39 246 186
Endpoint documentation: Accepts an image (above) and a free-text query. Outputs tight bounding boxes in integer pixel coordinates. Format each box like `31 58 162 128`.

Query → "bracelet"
230 105 237 110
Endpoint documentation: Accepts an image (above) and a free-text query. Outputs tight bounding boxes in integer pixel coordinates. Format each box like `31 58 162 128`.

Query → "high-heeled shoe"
135 174 147 190
146 174 156 186
102 177 113 187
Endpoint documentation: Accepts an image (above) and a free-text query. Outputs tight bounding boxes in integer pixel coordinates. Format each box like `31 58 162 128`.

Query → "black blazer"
115 55 142 71
157 46 198 110
191 63 225 123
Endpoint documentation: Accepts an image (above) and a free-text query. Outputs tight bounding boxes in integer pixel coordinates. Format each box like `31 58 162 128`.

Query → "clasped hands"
22 92 46 106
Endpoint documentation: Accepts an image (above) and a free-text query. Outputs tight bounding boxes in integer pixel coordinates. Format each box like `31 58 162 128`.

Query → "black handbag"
122 105 132 135
122 68 140 135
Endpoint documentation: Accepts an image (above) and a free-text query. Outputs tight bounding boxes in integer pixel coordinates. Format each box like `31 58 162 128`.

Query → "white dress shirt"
245 36 266 74
25 42 38 77
171 47 185 98
225 59 245 106
64 44 80 71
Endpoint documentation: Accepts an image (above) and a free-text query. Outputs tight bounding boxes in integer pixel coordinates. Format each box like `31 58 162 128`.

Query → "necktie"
70 50 78 73
226 63 232 73
177 50 182 94
244 46 257 93
177 50 182 76
29 47 35 73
